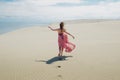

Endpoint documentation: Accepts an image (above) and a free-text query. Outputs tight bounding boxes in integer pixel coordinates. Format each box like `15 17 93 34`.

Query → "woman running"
48 22 76 57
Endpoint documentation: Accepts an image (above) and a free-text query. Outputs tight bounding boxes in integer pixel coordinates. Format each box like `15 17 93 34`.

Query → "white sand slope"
0 20 120 80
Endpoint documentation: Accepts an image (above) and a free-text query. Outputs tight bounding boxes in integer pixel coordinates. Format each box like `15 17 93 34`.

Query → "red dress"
58 33 76 53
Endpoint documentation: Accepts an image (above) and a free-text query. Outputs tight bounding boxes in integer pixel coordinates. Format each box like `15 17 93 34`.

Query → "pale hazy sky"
0 0 120 21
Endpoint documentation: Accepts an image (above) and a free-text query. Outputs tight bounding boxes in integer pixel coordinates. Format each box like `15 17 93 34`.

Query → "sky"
0 0 120 23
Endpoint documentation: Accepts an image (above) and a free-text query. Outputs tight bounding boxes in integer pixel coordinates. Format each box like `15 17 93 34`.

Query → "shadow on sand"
35 56 73 64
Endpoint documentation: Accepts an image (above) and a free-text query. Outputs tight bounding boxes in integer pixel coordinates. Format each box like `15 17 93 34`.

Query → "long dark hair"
60 22 64 32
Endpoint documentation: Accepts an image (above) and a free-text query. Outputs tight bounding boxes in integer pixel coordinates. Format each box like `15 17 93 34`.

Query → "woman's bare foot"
58 53 61 56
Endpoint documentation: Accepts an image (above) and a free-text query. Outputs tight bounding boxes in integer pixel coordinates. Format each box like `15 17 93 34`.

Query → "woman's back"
57 28 66 34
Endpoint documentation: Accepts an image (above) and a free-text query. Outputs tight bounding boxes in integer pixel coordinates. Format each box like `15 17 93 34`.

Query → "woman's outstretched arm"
48 26 58 31
65 31 75 39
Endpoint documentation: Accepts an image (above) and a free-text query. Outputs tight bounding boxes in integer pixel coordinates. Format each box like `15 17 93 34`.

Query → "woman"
48 22 76 57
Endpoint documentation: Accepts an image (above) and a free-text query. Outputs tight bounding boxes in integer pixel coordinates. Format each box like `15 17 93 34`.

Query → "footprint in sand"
57 75 63 78
57 66 61 68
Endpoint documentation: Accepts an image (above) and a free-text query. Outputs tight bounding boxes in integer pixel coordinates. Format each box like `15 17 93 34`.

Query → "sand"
0 20 120 80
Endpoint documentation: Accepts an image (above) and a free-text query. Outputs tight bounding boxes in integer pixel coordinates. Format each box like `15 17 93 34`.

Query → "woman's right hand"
72 36 75 39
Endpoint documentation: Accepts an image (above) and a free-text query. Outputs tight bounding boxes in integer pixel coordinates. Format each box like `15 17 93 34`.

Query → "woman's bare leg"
60 47 64 56
58 46 64 57
58 46 61 56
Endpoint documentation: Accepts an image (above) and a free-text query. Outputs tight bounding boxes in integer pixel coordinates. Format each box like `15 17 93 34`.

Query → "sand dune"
0 20 120 80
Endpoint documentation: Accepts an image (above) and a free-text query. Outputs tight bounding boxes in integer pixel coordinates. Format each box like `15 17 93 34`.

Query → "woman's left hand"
48 26 51 28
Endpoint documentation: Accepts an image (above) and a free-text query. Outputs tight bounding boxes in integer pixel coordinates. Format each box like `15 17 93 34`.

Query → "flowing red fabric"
58 33 76 53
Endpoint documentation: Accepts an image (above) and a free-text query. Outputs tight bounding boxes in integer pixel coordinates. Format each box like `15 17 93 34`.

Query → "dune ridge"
0 20 120 80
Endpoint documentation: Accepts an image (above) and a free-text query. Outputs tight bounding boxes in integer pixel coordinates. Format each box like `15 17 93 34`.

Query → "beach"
0 20 120 80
